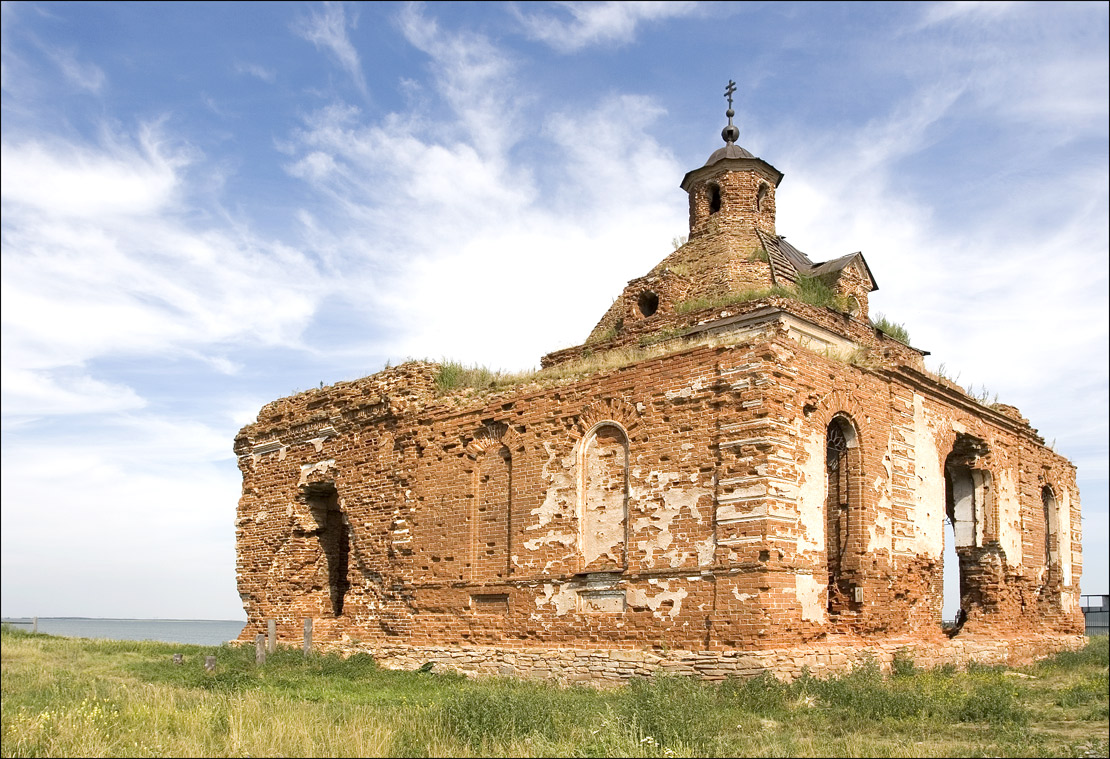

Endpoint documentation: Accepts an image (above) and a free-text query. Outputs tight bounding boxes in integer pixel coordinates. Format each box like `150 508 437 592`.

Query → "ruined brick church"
234 89 1084 680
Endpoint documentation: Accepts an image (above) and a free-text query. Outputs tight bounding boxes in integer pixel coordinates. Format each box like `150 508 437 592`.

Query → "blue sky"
2 1 1106 620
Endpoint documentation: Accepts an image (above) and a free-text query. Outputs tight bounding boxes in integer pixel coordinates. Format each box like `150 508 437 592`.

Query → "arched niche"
578 422 629 573
473 445 512 581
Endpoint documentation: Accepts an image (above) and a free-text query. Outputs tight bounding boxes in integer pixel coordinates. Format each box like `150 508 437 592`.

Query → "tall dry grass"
2 627 1106 757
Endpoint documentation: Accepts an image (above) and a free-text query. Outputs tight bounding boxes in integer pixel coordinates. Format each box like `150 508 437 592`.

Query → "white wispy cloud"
1 124 323 421
47 46 105 92
772 4 1108 481
284 5 685 370
515 1 699 53
918 1 1021 29
296 1 367 96
0 367 146 418
1 128 180 218
234 60 276 83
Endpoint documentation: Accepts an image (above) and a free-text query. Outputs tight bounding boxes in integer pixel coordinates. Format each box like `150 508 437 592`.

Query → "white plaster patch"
795 573 825 622
630 470 711 568
297 459 336 486
912 394 943 557
523 531 575 551
529 441 573 531
535 582 577 616
696 537 716 566
996 468 1021 566
1059 487 1073 586
627 580 687 619
796 426 826 555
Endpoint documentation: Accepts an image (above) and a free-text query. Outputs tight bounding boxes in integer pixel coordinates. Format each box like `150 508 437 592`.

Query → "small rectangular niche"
470 593 509 614
579 590 626 614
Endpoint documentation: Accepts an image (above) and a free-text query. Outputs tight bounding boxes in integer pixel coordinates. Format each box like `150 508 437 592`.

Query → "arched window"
708 183 722 214
1042 485 1057 571
941 433 991 631
755 181 769 212
473 445 512 581
825 415 859 614
579 423 629 572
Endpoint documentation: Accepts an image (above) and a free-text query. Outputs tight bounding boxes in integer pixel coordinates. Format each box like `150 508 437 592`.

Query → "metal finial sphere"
722 80 738 144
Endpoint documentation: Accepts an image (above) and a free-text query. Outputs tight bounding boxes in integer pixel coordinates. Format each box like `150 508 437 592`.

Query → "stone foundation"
328 634 1086 685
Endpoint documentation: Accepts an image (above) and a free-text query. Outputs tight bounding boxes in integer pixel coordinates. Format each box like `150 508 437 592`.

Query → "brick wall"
235 308 1083 673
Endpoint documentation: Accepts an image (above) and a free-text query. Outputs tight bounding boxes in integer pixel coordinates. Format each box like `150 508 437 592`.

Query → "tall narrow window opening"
1042 485 1056 571
825 416 859 614
941 433 990 633
708 183 722 214
943 462 973 630
305 482 349 617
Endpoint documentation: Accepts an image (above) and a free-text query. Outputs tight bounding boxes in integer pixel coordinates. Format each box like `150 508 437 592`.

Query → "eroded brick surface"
234 128 1084 679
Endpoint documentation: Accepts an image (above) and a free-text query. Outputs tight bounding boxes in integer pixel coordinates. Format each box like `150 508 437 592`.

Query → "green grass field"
1 626 1106 757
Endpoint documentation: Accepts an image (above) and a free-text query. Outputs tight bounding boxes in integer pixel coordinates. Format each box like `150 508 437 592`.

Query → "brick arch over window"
574 398 641 442
578 421 630 573
465 422 522 457
825 413 862 616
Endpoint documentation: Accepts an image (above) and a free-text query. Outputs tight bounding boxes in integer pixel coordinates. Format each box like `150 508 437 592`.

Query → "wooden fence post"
267 619 276 654
303 618 312 657
32 616 38 633
255 634 266 665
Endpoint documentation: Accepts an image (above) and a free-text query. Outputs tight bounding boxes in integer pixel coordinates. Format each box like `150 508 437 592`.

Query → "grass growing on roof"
673 285 794 315
872 312 911 344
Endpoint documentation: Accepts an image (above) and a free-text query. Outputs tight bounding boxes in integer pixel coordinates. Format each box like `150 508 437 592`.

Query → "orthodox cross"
721 79 740 144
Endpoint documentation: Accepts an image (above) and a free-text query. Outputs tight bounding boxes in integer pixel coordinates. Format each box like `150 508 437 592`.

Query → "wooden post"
303 618 312 657
172 653 183 665
255 634 266 665
32 616 38 633
267 619 276 654
204 656 216 672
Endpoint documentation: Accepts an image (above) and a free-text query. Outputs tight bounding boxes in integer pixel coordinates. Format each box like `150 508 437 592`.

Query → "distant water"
1 617 245 646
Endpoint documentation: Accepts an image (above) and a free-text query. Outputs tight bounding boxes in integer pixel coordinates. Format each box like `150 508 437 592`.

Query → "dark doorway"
306 483 349 616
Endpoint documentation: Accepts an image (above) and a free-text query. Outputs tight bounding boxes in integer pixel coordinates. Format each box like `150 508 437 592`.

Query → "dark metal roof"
704 142 756 165
757 231 878 292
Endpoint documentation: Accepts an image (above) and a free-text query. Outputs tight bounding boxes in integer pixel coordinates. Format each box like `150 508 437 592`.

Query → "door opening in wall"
305 482 349 617
941 459 976 630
